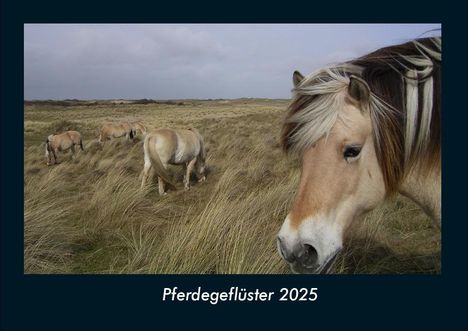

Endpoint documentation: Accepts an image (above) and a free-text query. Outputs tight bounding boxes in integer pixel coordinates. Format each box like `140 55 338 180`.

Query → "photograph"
24 23 441 275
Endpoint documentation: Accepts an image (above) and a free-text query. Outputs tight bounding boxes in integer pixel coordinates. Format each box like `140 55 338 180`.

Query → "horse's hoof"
198 176 206 182
184 186 190 191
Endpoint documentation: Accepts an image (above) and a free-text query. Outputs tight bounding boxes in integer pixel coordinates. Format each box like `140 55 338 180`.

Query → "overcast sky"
24 24 441 100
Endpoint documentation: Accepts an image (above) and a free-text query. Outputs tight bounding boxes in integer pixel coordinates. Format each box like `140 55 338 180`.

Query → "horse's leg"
185 158 196 190
182 162 188 187
45 144 52 166
140 162 152 189
53 149 58 164
100 132 109 144
70 145 76 159
158 177 166 195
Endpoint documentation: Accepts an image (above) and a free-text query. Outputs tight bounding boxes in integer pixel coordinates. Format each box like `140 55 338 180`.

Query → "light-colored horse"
140 128 206 195
98 122 134 143
278 37 441 273
130 121 147 138
45 130 84 165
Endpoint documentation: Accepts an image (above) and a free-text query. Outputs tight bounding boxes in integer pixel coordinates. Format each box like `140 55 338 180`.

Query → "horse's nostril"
297 244 318 268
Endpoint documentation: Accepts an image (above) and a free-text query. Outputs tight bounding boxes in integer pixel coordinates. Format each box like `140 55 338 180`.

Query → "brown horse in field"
45 130 84 166
98 122 134 143
278 37 441 273
140 128 206 195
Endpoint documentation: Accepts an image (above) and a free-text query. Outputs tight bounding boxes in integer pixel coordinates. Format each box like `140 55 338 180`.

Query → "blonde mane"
282 37 441 193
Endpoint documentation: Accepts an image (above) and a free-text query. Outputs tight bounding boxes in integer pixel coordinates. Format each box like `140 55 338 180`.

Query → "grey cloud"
24 24 441 100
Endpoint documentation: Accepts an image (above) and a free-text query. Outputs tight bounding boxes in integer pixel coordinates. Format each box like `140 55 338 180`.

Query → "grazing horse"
45 130 84 166
130 121 147 138
278 37 441 273
140 128 206 195
98 122 134 143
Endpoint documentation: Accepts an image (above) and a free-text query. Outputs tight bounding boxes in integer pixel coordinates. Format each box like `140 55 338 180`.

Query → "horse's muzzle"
277 236 319 270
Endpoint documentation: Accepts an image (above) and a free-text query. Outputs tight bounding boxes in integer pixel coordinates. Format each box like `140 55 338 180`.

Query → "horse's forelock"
281 94 315 152
281 67 353 154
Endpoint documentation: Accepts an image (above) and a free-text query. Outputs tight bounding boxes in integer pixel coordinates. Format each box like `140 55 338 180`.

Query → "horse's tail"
80 138 84 151
144 135 177 191
45 135 53 150
45 138 50 157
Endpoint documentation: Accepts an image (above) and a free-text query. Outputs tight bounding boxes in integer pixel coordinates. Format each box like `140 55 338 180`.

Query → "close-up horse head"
278 37 441 273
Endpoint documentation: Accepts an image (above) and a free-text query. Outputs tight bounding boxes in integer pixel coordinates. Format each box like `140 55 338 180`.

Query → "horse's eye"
343 145 362 161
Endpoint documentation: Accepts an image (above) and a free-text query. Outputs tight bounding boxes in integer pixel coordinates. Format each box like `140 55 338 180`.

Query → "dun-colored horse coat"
99 122 134 143
140 128 206 195
45 130 84 165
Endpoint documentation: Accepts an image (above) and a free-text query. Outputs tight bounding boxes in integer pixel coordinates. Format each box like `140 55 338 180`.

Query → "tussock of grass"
24 99 440 274
24 169 79 273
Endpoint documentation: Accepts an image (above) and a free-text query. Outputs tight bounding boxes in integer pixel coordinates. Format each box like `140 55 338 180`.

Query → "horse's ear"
293 70 305 87
348 75 370 106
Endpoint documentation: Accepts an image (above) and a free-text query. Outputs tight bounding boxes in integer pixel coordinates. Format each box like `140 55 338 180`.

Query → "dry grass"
24 99 440 274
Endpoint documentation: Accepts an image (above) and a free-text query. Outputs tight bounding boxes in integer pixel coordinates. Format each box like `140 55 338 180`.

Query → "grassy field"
24 99 441 274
